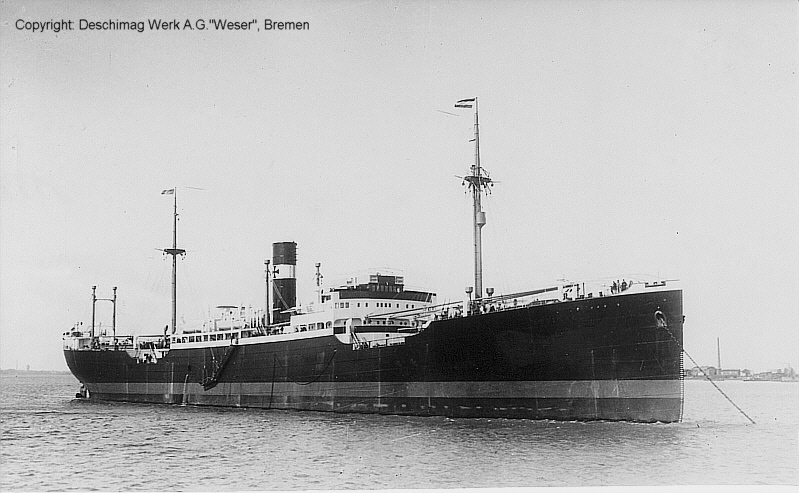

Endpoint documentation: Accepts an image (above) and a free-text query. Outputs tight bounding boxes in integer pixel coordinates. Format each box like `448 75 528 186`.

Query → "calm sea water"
1 373 796 490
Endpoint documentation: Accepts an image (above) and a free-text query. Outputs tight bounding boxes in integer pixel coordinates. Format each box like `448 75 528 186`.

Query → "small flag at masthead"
455 98 475 108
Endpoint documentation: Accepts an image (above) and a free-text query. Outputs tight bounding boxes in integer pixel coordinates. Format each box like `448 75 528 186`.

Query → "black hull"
65 289 684 422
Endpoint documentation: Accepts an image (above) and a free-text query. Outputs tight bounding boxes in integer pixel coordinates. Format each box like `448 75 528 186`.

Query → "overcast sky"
1 0 797 372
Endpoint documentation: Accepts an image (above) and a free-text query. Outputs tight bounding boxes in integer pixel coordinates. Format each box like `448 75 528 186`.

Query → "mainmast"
162 188 185 335
456 97 493 300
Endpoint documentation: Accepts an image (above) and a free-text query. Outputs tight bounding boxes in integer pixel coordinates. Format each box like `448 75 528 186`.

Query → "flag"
455 98 475 108
161 188 175 195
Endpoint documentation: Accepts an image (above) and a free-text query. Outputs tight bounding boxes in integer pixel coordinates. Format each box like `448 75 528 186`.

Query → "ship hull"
65 289 684 422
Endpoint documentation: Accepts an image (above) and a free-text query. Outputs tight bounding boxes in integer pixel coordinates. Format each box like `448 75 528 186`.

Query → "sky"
1 0 797 373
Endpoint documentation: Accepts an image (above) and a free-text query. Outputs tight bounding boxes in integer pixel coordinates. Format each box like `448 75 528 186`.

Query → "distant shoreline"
0 369 72 375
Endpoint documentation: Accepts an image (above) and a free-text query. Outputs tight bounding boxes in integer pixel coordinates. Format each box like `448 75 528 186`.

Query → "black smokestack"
272 242 297 324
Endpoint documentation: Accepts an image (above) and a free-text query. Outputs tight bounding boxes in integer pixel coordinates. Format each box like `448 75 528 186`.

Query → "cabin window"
317 322 324 330
357 303 360 307
326 321 332 329
365 303 368 307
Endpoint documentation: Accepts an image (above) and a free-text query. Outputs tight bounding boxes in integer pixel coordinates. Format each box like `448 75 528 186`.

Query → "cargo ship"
63 99 684 422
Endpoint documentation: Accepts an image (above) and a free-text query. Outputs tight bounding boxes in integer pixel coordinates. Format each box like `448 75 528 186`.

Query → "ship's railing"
387 286 563 323
351 333 408 350
62 332 159 351
430 279 680 318
170 322 297 347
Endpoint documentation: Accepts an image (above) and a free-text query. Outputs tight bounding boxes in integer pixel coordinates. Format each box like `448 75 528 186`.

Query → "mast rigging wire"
663 324 755 425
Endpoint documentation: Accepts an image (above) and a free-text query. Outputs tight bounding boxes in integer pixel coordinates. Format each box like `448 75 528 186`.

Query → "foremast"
162 188 185 335
456 97 493 301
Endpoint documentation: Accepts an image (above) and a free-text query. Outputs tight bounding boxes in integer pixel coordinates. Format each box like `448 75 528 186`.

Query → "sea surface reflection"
1 374 796 490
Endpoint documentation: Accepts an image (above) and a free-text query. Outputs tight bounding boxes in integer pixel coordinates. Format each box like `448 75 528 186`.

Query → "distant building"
686 366 795 381
686 366 717 378
751 367 798 382
720 369 741 379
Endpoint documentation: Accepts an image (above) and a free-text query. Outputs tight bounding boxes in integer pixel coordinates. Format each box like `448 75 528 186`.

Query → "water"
1 373 796 490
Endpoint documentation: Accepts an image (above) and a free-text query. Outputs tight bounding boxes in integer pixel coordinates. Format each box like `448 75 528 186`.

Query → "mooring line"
664 325 755 424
